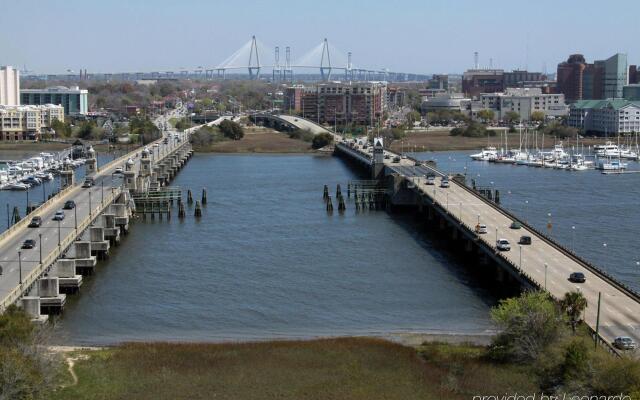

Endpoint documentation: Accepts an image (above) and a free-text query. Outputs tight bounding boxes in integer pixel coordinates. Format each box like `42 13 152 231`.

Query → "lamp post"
519 245 522 269
39 233 42 264
57 219 61 248
544 263 548 290
101 180 104 206
89 192 92 218
571 225 576 251
74 205 78 232
547 213 552 236
18 251 22 285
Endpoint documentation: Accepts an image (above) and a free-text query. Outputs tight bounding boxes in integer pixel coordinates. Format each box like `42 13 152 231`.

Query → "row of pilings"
323 182 386 214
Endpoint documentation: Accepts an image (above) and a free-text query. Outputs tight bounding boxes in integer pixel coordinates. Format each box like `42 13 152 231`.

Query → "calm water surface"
415 150 640 290
53 154 496 344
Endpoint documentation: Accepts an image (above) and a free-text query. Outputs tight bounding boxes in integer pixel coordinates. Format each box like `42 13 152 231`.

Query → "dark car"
21 239 36 249
518 235 532 245
63 200 76 210
510 221 522 229
28 216 42 228
569 272 586 283
82 177 95 188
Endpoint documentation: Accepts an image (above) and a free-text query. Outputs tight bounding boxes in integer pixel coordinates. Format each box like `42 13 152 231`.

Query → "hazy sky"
1 0 639 75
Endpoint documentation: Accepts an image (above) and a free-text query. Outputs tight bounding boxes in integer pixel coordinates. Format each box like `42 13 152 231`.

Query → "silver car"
613 336 637 350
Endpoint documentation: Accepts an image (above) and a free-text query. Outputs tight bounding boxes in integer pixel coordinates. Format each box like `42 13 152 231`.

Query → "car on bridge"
569 272 586 283
475 224 488 234
82 177 95 188
113 167 124 175
496 239 511 251
28 216 42 228
63 200 76 210
613 336 637 350
440 178 450 188
21 239 36 249
518 235 532 245
53 210 65 221
392 156 401 163
426 175 436 185
510 221 522 229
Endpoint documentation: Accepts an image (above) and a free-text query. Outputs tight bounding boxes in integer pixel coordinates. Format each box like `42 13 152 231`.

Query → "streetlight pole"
571 226 576 252
57 219 61 248
544 263 548 290
595 292 602 350
519 245 522 269
18 251 22 285
101 180 104 206
39 233 42 264
89 192 92 219
74 205 78 233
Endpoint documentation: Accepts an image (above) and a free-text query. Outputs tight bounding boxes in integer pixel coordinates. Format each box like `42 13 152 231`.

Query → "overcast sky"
1 0 639 75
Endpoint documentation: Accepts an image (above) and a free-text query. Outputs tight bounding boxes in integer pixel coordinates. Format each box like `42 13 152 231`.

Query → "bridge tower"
248 35 261 80
283 46 293 82
140 147 152 177
85 146 97 175
59 165 74 190
272 46 282 82
320 38 332 81
345 51 353 81
372 137 385 179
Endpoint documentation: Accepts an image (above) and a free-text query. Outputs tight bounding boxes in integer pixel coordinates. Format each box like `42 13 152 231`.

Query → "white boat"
597 159 627 171
4 182 30 191
35 172 54 181
595 142 620 157
570 164 589 171
470 147 498 161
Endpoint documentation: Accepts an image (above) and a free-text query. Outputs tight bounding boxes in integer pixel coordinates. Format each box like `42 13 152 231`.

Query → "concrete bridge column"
90 226 110 259
37 277 66 314
54 259 82 294
102 214 120 244
111 204 130 234
124 171 137 191
74 241 97 275
20 297 47 323
60 169 74 190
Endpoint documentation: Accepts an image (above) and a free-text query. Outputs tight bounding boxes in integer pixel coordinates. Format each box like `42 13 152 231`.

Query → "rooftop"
572 99 640 110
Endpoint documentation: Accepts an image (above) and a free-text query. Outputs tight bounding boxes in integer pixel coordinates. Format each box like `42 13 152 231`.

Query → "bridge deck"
0 132 189 311
335 140 640 351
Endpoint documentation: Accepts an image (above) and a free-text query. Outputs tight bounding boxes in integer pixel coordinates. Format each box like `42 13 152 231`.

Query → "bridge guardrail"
0 187 122 312
414 180 623 356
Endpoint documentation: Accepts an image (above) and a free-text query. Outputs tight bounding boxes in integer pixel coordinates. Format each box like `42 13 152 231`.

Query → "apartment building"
21 85 89 115
0 66 20 106
0 104 65 140
568 99 640 134
476 88 567 121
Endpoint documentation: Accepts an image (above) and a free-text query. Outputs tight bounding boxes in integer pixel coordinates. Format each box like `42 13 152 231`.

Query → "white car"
426 176 435 185
475 224 488 234
613 336 637 350
496 239 511 251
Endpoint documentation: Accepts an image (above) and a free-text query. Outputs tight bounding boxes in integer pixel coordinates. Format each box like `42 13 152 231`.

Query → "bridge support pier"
20 297 48 323
37 277 66 315
53 259 82 294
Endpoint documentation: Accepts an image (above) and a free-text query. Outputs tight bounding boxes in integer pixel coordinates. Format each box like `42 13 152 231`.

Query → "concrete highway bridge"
250 113 334 135
334 139 640 355
0 130 193 320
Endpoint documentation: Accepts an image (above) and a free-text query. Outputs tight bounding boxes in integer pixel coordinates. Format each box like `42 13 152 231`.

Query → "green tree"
311 132 334 149
477 109 495 123
530 111 546 123
219 120 244 140
130 116 160 144
504 111 520 125
406 110 421 127
489 291 564 362
51 119 72 138
561 291 588 334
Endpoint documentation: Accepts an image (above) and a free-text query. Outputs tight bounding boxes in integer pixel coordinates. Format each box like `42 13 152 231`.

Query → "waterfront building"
0 66 20 106
0 104 65 140
462 69 504 97
21 86 88 115
421 93 469 114
287 81 386 126
568 99 640 134
475 88 567 121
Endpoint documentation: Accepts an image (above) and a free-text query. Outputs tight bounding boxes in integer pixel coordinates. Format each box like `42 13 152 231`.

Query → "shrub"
219 120 244 140
311 132 334 149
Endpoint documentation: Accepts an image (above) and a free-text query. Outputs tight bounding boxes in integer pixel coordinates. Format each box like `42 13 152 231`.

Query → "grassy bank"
194 131 314 153
51 338 541 400
390 130 605 152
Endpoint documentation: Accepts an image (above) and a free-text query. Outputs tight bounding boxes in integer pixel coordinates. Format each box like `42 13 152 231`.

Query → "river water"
9 149 636 345
416 150 640 291
51 153 497 344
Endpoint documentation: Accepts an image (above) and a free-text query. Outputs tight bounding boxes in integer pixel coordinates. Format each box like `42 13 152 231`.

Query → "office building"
462 69 504 97
623 84 640 101
475 88 567 121
0 66 20 106
0 104 65 141
568 99 640 134
421 93 469 114
21 86 88 115
630 65 639 85
503 70 545 88
557 53 628 102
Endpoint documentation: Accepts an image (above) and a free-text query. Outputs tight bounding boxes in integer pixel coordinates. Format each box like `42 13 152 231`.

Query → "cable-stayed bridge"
208 36 429 82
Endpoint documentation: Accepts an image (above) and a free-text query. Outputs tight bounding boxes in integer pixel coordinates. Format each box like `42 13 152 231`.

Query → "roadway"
0 128 188 309
343 141 640 350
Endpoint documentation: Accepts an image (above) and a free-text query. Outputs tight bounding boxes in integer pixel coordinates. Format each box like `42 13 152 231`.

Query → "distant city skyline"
1 0 639 75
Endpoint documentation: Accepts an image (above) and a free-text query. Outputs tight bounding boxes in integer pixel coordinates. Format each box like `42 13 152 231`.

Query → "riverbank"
390 130 605 152
50 337 535 400
194 130 314 153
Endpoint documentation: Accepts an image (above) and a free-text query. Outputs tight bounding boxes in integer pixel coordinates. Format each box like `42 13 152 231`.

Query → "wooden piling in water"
336 184 341 199
202 188 207 205
178 201 186 218
347 183 351 198
187 189 193 204
323 185 329 201
326 195 333 213
194 201 202 217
